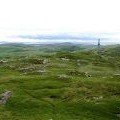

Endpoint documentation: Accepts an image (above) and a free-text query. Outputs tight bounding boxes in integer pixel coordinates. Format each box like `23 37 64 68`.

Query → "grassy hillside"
0 44 120 120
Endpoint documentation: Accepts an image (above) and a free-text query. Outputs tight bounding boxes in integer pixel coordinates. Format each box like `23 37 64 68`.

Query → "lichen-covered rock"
0 91 12 104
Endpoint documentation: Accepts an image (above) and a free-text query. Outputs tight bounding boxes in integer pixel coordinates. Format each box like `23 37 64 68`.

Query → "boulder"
61 58 69 62
68 70 91 77
58 74 69 79
43 59 49 64
0 60 7 64
93 96 103 100
116 114 120 118
0 91 12 104
37 69 46 74
113 74 120 77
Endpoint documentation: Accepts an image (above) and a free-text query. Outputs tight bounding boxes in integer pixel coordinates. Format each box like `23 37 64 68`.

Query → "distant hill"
0 43 120 59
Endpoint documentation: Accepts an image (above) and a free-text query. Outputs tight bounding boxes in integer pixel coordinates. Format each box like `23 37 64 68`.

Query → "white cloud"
0 0 120 32
0 0 120 43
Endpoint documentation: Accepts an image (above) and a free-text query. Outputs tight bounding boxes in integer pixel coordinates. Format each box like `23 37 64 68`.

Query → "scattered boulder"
18 67 35 72
68 70 91 77
61 58 69 62
0 91 12 104
28 58 49 64
8 65 16 69
93 96 103 100
116 114 120 118
28 58 44 64
37 69 47 74
113 74 120 77
102 77 106 79
0 60 7 64
58 74 69 79
77 63 81 66
68 70 81 76
43 59 49 64
85 72 91 77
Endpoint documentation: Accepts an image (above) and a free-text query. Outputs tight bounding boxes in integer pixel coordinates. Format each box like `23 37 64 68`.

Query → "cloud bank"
0 31 120 45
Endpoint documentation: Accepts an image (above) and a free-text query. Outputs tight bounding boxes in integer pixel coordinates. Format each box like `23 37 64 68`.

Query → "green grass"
0 44 120 120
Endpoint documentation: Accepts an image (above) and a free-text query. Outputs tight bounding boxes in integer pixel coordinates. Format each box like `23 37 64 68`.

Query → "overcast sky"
0 0 120 43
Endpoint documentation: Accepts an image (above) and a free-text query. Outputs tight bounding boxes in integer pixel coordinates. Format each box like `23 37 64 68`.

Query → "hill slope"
0 43 120 120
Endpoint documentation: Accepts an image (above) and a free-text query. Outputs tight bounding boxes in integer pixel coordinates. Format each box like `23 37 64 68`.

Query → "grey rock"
37 69 46 73
114 74 120 77
93 96 103 100
116 114 120 118
0 60 7 64
43 59 49 64
68 70 91 77
0 91 12 104
58 74 69 79
61 58 69 62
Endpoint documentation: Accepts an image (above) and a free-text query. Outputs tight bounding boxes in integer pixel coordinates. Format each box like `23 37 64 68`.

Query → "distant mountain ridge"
0 33 120 45
17 33 109 41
